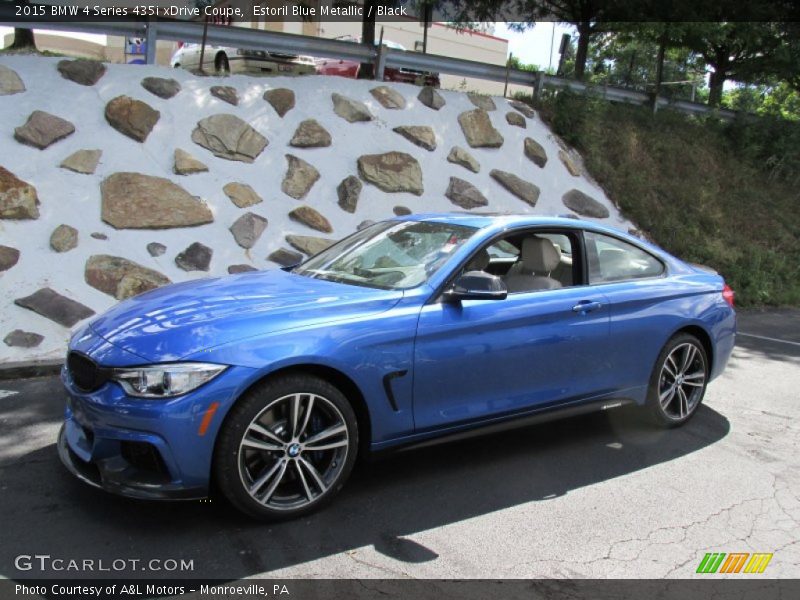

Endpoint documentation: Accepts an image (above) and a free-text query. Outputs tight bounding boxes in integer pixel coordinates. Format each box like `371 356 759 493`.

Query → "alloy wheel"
237 393 349 511
658 342 707 420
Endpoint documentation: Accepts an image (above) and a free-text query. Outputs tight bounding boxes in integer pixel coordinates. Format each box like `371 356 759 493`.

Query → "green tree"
588 23 703 101
678 22 783 107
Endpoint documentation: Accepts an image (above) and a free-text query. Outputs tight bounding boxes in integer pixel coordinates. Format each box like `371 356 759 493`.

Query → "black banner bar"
1 0 799 24
5 579 800 600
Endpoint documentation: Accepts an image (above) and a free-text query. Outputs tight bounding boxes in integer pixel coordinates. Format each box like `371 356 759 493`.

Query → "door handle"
572 300 602 314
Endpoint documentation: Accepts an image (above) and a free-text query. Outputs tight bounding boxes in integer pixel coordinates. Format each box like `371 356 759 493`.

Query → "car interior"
461 231 579 294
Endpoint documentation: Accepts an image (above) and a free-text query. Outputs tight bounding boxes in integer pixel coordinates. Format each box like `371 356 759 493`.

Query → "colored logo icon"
697 553 773 574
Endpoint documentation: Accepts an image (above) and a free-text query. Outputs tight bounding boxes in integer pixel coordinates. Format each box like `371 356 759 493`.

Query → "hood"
88 269 403 362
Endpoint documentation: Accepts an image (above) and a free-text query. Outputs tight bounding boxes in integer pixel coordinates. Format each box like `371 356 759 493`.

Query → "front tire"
213 374 358 520
646 333 709 427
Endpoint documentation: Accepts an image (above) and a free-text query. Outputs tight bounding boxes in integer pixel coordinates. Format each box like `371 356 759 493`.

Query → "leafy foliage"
533 91 800 306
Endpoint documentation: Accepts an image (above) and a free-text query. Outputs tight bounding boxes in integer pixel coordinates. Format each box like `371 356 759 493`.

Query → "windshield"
293 221 477 290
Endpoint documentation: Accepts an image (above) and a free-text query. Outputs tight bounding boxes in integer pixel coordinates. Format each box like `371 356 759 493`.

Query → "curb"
0 360 63 381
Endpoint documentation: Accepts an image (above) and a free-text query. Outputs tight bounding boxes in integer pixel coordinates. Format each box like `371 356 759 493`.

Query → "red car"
315 38 440 88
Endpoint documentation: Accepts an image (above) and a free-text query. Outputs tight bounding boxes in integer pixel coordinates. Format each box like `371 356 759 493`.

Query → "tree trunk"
10 28 36 50
574 22 591 80
624 50 636 86
708 68 726 107
651 30 668 110
359 0 377 79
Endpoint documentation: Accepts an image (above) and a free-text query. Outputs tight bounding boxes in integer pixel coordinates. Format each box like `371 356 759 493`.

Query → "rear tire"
645 333 709 428
215 53 230 75
213 374 358 520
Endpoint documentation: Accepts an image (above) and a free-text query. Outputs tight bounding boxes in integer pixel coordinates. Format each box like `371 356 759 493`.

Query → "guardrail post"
532 71 544 101
145 18 157 65
375 46 386 82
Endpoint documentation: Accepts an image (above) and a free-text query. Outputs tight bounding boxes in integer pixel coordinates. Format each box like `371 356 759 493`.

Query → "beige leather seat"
504 237 563 293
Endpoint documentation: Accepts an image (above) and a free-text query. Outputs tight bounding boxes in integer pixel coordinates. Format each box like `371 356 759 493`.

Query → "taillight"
722 283 735 308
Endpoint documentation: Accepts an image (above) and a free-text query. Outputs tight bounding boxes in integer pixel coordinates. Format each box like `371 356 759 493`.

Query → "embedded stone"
417 86 445 110
562 189 610 219
393 206 411 216
393 126 436 151
289 119 332 148
223 182 263 208
147 242 166 257
289 206 333 234
468 93 496 111
175 242 213 272
14 111 75 150
101 172 214 229
357 151 423 196
3 329 43 348
192 114 268 163
91 232 108 240
559 149 581 176
14 288 95 327
370 85 406 109
357 220 376 231
229 212 268 249
0 167 39 219
506 111 526 128
85 255 171 300
281 155 320 200
268 248 303 267
173 149 208 175
332 93 373 122
50 224 78 253
0 245 20 272
263 88 295 117
57 59 106 86
141 77 181 99
286 235 336 257
210 85 238 106
105 96 160 142
0 65 25 95
60 149 101 174
228 264 258 274
509 100 535 118
524 138 548 168
445 177 488 210
447 146 480 173
337 176 362 213
490 169 540 207
458 109 503 148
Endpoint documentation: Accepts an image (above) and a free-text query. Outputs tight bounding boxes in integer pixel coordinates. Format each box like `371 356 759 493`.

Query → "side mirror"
444 271 507 302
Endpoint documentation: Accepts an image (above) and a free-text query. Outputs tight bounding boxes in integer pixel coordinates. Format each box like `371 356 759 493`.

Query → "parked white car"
170 43 316 76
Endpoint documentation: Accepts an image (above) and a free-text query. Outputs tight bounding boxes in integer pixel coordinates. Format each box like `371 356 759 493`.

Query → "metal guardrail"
0 16 741 121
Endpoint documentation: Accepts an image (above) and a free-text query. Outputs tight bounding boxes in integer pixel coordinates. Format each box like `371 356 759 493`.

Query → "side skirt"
368 396 637 457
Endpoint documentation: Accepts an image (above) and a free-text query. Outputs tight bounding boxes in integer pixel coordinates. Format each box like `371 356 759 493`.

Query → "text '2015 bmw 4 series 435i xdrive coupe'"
59 214 736 519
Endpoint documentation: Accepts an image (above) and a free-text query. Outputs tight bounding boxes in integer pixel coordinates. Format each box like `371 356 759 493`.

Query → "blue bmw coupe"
59 214 736 519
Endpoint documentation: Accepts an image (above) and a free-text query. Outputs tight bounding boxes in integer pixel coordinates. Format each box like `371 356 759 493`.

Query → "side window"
486 240 519 260
502 231 578 293
585 231 664 284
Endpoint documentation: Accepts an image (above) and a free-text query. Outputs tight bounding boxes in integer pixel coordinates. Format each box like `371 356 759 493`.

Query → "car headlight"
111 363 227 398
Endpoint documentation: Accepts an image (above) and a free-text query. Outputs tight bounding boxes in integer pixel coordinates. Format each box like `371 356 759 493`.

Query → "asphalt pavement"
0 309 798 580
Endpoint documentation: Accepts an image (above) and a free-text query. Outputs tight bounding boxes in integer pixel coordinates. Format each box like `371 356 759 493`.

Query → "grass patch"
529 92 800 307
0 47 67 57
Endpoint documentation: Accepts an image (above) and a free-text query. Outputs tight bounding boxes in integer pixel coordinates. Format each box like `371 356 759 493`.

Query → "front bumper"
58 361 254 501
57 423 205 500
